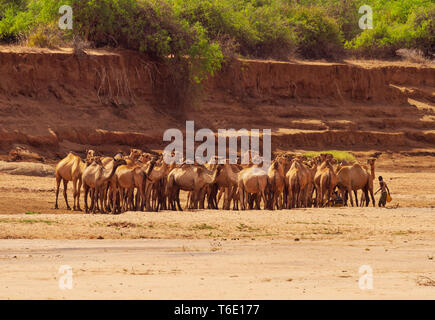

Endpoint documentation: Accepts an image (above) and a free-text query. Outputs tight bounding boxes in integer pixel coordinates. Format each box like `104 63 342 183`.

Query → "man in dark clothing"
374 176 390 207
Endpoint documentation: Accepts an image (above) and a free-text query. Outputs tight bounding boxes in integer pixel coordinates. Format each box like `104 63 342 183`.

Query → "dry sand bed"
0 238 434 299
0 207 433 299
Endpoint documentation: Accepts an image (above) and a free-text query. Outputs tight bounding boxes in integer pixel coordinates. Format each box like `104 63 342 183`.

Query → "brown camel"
114 159 156 212
54 152 92 211
286 159 310 208
305 160 318 207
82 157 127 213
314 159 338 207
237 165 268 210
267 159 286 209
336 158 376 207
166 164 221 210
143 159 175 211
213 163 240 210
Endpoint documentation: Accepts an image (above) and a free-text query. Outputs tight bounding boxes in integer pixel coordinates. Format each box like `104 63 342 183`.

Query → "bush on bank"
0 0 433 88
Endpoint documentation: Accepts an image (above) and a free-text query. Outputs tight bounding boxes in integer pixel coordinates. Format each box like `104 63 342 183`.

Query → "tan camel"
143 159 175 211
336 158 376 207
114 159 156 212
127 148 142 165
267 159 286 209
82 157 127 213
286 159 310 208
213 163 240 210
166 164 221 210
305 160 318 207
237 165 268 210
314 159 338 207
54 151 93 211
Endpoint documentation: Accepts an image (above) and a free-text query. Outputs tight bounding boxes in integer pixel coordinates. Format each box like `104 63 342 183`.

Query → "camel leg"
185 192 191 210
119 188 125 212
369 188 375 207
76 177 83 211
318 185 324 207
90 188 96 213
218 188 225 209
199 189 206 209
99 188 106 213
240 189 245 210
347 186 354 206
261 191 267 210
110 185 117 214
176 189 183 211
354 190 359 207
55 175 61 209
145 183 152 211
62 179 71 210
71 178 77 211
84 185 89 213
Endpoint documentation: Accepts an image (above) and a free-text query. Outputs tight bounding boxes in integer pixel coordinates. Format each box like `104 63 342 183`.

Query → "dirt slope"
0 46 434 159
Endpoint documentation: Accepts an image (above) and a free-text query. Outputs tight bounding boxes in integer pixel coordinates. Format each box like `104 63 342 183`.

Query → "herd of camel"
54 149 377 214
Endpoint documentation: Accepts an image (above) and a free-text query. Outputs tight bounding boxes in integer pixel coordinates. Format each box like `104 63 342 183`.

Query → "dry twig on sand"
416 276 435 287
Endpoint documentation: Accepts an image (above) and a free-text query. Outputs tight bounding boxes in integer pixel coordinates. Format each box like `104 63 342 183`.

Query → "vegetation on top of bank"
0 0 433 99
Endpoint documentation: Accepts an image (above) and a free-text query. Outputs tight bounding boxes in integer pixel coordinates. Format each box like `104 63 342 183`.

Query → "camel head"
113 152 124 161
129 148 142 161
367 158 376 168
85 155 101 166
312 156 322 165
86 149 96 161
139 152 153 163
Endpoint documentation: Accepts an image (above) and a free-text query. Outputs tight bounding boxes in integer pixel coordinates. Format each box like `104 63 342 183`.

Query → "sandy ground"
0 160 434 299
0 236 434 299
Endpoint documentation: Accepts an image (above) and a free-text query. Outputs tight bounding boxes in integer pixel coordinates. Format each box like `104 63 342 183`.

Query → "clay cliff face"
0 47 434 159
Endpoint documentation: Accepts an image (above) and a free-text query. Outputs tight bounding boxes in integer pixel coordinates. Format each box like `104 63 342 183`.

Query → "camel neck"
105 162 118 180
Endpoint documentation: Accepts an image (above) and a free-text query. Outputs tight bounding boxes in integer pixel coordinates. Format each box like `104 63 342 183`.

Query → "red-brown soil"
0 45 434 160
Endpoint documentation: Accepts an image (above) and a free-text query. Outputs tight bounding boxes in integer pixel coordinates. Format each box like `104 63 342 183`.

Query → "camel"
267 159 286 209
314 159 338 207
54 151 94 211
166 164 221 210
143 159 175 211
114 159 156 212
286 159 310 208
212 163 240 210
336 158 376 207
126 148 143 165
237 165 268 210
305 160 318 207
82 157 127 213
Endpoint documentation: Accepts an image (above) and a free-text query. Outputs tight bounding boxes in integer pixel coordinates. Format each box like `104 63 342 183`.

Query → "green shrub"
0 0 71 43
304 150 356 162
287 6 344 59
72 0 223 83
0 0 433 67
345 0 434 58
26 24 61 47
